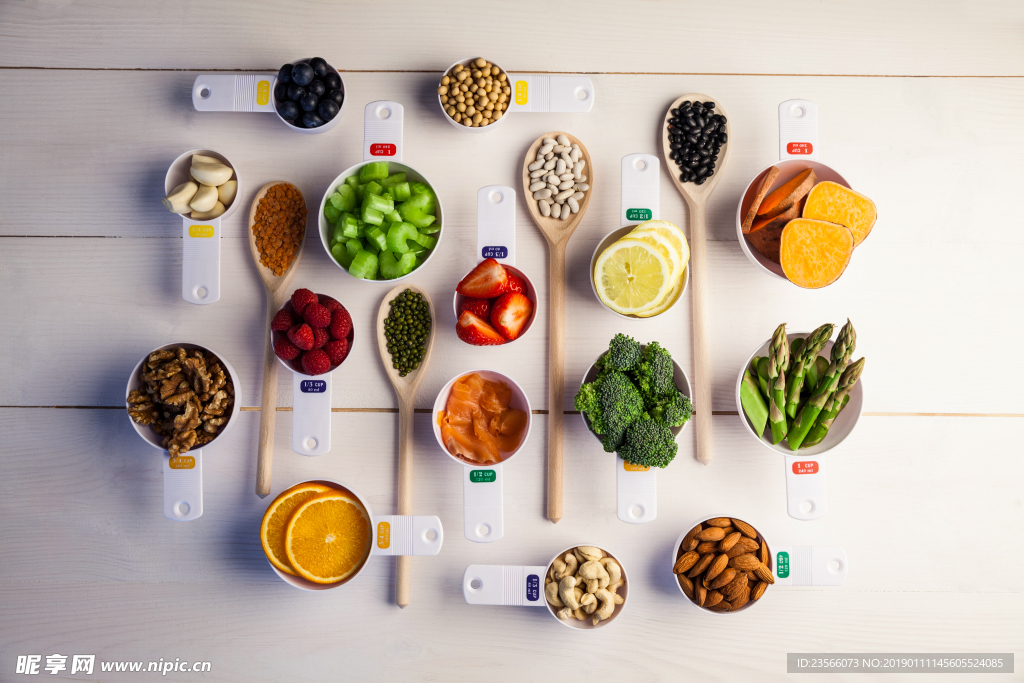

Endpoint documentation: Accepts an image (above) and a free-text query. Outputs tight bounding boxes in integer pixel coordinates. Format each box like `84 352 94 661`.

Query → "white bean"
558 180 574 190
570 147 581 162
530 181 546 191
576 183 589 191
539 198 553 206
533 189 552 199
573 162 583 180
568 197 579 213
543 159 556 170
559 172 574 181
579 175 587 182
561 208 572 220
545 152 554 160
555 159 566 175
555 196 566 204
539 144 554 155
539 200 551 216
556 134 570 146
543 137 557 145
552 145 566 153
548 183 559 193
528 160 544 171
560 152 572 165
530 169 545 179
550 202 561 218
555 189 574 201
571 191 584 201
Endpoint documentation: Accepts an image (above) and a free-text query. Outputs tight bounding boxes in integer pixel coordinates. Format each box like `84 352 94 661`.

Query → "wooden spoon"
521 131 594 523
375 283 436 607
248 181 306 497
661 95 731 465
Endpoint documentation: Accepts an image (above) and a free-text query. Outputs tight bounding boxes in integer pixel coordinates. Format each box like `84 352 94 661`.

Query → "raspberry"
312 326 329 349
270 308 295 332
303 302 331 329
290 288 318 316
324 338 350 365
287 323 314 351
273 336 301 361
330 306 353 341
301 349 331 375
322 297 344 313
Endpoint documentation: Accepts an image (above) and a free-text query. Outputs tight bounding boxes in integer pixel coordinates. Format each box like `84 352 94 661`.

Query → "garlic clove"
217 180 237 207
189 184 219 212
163 181 199 213
190 201 225 220
191 161 233 186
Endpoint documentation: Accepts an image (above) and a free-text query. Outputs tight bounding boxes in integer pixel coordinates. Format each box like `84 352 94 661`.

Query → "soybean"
439 58 510 128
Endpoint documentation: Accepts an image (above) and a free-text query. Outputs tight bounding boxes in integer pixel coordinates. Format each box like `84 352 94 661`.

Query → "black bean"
695 176 707 185
703 101 715 108
719 133 728 143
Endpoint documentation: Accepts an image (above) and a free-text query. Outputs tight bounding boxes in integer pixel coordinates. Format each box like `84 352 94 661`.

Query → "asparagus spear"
741 369 769 436
801 357 865 448
756 357 770 398
787 319 856 450
767 323 790 445
785 323 834 419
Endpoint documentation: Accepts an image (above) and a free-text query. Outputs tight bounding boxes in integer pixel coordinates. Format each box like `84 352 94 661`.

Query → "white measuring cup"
317 101 445 281
452 185 538 343
589 153 689 318
164 149 241 305
672 514 847 614
735 331 864 521
736 100 855 280
125 342 240 521
191 58 347 134
438 57 595 133
265 479 443 591
579 347 691 524
431 370 532 543
463 544 629 630
270 293 355 456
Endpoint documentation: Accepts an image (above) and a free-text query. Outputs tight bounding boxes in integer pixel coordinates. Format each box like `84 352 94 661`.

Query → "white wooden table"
2 3 1022 681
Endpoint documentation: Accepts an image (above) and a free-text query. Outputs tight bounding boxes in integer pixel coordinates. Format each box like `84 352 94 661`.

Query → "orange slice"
260 482 332 575
285 490 371 584
780 218 855 289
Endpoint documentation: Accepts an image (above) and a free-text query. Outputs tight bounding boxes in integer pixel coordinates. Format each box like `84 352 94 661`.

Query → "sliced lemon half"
631 219 689 269
593 238 673 315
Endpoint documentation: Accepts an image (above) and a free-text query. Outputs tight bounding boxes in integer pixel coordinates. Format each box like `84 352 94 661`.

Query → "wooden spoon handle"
396 395 415 606
256 294 284 497
547 242 567 522
687 199 714 465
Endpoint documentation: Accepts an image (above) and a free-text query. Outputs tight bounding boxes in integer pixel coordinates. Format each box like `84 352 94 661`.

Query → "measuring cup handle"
292 372 331 456
363 101 404 163
505 74 595 113
182 218 221 305
771 545 847 586
784 454 827 520
779 99 819 160
616 455 657 524
162 450 202 521
370 515 443 556
191 74 277 113
476 185 516 265
620 153 660 226
463 464 503 543
463 565 548 606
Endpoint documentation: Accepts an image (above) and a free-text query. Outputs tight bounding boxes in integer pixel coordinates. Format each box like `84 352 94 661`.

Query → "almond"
727 544 749 559
678 573 694 599
729 553 761 571
723 572 748 601
708 568 737 590
754 562 775 584
705 554 730 582
687 553 714 578
760 539 769 564
680 524 702 551
706 517 732 528
738 536 760 553
695 527 726 542
719 531 742 552
704 590 724 607
751 580 767 601
708 600 732 611
696 541 719 555
696 582 707 606
673 551 699 574
731 586 751 610
718 527 735 537
732 518 758 539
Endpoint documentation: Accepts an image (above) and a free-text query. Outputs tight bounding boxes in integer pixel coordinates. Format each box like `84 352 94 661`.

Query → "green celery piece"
365 181 383 196
361 206 384 226
789 320 856 450
414 214 437 229
339 214 360 239
386 222 419 253
363 193 394 214
379 250 417 279
348 250 379 280
335 184 357 211
381 172 407 188
386 209 402 223
402 191 431 212
391 182 412 202
411 231 437 250
756 357 770 398
740 369 769 437
365 226 387 252
353 184 365 203
413 252 427 268
324 201 341 223
358 161 389 182
409 182 437 213
331 241 355 268
331 222 349 244
418 221 441 234
344 175 360 189
406 240 427 255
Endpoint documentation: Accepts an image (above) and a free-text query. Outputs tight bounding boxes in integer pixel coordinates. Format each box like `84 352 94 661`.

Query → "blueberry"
299 93 319 112
324 88 344 106
318 99 339 121
302 111 324 128
322 72 341 91
307 79 325 98
291 62 315 86
287 84 306 102
309 57 329 77
274 81 289 103
277 100 300 121
277 63 293 84
291 115 306 128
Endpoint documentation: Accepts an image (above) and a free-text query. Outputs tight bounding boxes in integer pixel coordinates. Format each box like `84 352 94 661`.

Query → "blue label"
481 246 508 259
526 574 540 601
300 380 327 393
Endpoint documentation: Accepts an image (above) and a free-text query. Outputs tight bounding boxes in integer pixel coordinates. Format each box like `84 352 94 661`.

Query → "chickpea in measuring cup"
438 58 510 127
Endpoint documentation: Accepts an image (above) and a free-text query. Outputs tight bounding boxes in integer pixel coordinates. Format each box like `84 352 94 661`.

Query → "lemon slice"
630 228 680 281
593 238 673 315
631 220 689 269
634 263 686 318
260 482 332 576
285 491 371 584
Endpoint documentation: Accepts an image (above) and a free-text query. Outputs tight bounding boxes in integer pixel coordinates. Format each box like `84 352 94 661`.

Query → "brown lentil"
252 183 307 276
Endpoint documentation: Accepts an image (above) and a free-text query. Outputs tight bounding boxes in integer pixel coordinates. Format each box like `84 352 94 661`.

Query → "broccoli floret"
649 390 693 428
575 370 644 451
604 333 642 372
618 416 678 468
632 341 677 403
574 381 606 436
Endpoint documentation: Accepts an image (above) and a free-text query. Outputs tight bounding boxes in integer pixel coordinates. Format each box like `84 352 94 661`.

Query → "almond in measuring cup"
674 517 774 613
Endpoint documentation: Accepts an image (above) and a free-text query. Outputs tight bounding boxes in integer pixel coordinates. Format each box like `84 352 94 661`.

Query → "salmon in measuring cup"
438 373 527 464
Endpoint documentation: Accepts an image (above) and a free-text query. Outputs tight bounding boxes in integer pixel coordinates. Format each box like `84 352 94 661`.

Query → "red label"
792 460 819 475
369 143 396 156
786 142 813 155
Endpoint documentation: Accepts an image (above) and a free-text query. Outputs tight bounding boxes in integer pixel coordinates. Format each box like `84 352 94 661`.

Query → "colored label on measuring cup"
377 521 391 549
626 208 652 221
786 142 813 155
623 461 650 472
369 143 396 156
792 460 819 475
776 551 790 578
300 380 327 393
256 80 270 106
526 574 540 601
481 246 508 259
469 469 496 483
188 225 215 238
515 80 528 105
168 456 195 470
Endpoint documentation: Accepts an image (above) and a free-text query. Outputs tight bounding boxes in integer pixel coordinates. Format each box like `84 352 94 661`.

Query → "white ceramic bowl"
437 57 511 133
163 148 241 221
542 545 630 630
452 264 538 345
273 58 347 135
589 225 689 319
735 160 850 280
270 293 354 376
735 331 863 456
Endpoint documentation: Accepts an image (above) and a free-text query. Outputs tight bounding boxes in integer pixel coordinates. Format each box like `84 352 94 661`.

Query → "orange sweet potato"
741 166 780 234
802 181 877 246
756 168 816 220
746 203 801 264
780 218 855 289
748 201 800 235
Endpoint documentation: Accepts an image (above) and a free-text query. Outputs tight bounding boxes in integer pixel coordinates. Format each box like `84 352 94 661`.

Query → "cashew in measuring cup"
439 57 508 127
527 134 589 220
544 546 624 626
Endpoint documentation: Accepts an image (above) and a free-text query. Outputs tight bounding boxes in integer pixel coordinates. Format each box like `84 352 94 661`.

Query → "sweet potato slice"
802 181 877 246
756 168 816 219
780 218 855 289
748 201 800 235
741 166 780 234
746 203 801 263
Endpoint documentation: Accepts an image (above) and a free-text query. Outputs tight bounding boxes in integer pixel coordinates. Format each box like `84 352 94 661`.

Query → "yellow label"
376 521 391 549
168 456 195 470
515 80 528 105
188 224 215 238
256 80 270 106
623 461 650 472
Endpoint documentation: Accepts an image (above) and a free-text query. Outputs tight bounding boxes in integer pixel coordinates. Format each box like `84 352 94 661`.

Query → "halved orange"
260 482 332 575
780 218 855 289
285 491 371 584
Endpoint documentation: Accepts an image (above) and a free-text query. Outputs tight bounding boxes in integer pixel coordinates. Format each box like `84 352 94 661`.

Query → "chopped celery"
386 209 402 223
324 202 340 224
381 172 407 188
365 226 388 252
333 184 357 211
361 206 383 226
412 232 438 250
418 221 441 234
391 182 412 202
345 239 361 258
363 232 381 254
379 251 417 279
331 222 348 244
331 242 355 268
348 250 379 280
365 180 383 196
386 222 419 253
409 182 437 213
339 213 360 239
344 175 360 189
363 193 394 214
406 240 427 255
359 162 389 182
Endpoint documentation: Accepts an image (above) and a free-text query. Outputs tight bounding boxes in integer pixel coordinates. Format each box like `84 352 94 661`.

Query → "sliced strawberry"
505 269 527 295
490 292 533 341
456 258 509 298
458 297 492 319
456 311 506 346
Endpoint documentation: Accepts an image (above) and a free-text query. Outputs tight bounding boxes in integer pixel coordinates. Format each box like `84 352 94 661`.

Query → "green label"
776 551 789 578
469 469 496 483
626 208 652 221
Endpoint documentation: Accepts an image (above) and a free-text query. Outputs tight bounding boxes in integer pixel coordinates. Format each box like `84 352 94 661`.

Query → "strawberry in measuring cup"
454 258 535 346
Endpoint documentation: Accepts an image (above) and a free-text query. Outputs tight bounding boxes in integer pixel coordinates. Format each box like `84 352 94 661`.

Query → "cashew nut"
578 560 610 593
555 607 573 621
573 607 587 621
580 592 598 614
613 593 624 605
592 588 616 625
544 581 563 608
575 546 605 563
559 552 578 579
600 558 622 585
608 580 624 594
558 576 580 610
552 556 567 579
